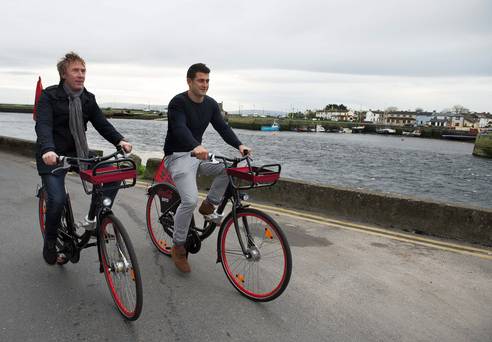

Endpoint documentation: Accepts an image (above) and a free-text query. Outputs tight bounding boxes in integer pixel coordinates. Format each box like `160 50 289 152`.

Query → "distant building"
384 111 416 126
416 112 434 126
429 116 449 127
364 110 383 123
478 113 492 128
316 111 345 120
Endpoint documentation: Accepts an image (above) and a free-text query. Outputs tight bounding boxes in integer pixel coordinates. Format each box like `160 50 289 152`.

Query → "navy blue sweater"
164 92 241 155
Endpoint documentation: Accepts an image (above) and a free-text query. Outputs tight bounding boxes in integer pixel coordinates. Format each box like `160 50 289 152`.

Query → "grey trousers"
165 152 229 244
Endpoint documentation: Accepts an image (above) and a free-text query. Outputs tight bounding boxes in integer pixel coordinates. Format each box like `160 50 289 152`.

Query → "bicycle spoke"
146 186 175 256
220 209 291 301
100 215 142 320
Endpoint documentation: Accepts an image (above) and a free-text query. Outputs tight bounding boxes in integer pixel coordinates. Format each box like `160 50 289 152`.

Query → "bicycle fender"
216 211 235 263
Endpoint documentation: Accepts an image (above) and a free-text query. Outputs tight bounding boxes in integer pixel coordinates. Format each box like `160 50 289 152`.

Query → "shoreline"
0 109 478 142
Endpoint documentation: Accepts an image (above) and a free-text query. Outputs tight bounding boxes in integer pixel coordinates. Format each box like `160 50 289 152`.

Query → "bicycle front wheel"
219 208 292 302
99 214 143 320
146 183 180 256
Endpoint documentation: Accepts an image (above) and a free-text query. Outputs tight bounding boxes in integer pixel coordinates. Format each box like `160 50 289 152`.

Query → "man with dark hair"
35 52 132 265
164 63 251 273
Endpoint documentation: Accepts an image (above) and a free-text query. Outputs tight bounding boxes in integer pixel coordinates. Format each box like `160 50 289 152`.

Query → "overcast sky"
0 0 491 112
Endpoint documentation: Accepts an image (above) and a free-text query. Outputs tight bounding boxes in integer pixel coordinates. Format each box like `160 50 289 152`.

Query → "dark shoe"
199 199 215 215
43 239 57 265
171 245 191 273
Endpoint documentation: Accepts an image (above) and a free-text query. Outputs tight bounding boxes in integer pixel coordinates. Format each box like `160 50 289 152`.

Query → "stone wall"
2 136 491 246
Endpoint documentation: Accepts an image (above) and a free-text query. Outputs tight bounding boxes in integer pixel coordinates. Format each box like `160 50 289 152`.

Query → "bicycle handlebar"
190 149 251 166
52 147 127 174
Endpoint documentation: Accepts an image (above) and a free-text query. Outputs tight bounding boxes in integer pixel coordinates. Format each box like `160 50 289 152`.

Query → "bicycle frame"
149 152 280 261
39 149 135 266
171 169 260 263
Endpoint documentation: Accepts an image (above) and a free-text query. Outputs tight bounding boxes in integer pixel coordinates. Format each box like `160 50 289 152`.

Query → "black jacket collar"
55 80 90 105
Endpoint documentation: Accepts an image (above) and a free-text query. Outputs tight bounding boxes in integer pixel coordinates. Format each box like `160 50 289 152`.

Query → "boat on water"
260 121 280 132
402 130 421 137
376 128 396 135
321 126 344 133
351 126 365 133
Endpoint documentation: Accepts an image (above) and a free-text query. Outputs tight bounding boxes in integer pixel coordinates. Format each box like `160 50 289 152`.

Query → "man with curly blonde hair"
35 52 132 265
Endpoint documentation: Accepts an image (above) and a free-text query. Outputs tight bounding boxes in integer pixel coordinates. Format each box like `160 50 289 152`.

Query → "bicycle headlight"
103 197 112 207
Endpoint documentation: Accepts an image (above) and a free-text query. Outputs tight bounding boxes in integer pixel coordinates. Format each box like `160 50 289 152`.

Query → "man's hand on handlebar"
118 140 132 153
42 151 59 166
239 145 252 157
192 145 209 160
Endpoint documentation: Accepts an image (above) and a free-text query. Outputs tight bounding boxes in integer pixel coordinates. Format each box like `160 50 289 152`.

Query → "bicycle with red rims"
37 148 143 320
146 152 292 302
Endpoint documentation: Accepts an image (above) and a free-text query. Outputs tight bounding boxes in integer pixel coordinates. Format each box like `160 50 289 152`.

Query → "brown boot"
199 199 215 215
171 245 191 273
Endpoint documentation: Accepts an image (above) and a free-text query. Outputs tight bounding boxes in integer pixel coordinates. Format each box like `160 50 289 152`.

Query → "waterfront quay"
2 134 491 246
1 112 491 209
1 149 492 342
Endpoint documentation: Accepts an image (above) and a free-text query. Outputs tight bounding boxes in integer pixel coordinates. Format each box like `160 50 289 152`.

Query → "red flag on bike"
33 76 43 121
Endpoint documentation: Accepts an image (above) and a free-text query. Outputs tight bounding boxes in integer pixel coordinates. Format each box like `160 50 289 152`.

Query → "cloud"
0 0 491 111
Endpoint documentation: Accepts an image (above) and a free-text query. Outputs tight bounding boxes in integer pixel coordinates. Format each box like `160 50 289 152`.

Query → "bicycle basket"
226 164 281 190
79 159 137 187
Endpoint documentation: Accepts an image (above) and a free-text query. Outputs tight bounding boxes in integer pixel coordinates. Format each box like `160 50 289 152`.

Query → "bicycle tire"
145 183 180 256
99 214 143 320
218 208 292 302
39 188 71 264
38 188 47 237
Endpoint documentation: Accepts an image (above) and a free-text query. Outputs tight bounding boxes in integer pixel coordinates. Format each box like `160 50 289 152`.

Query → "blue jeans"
41 171 118 240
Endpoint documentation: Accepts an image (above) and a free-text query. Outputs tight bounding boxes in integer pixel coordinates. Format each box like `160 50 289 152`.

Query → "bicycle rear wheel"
99 214 143 320
219 208 292 302
38 187 47 237
146 183 180 256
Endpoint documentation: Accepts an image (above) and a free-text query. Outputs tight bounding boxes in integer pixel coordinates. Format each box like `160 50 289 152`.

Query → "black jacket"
35 81 124 175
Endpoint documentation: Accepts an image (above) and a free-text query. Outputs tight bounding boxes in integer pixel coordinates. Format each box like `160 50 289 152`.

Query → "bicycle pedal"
203 212 224 224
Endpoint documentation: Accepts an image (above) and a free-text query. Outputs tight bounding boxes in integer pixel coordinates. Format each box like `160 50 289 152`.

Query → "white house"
478 113 492 128
315 111 355 121
364 110 381 123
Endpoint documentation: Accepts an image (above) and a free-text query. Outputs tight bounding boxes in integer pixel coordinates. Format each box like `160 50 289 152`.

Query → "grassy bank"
0 103 33 113
0 103 165 120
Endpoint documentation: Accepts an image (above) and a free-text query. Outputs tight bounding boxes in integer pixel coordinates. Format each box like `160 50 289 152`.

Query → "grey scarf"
63 83 89 159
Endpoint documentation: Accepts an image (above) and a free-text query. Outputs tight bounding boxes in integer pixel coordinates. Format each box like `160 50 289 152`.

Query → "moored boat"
376 128 396 135
260 121 280 131
351 126 365 133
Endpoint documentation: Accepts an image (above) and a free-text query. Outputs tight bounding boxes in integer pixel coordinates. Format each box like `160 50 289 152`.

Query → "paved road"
1 151 491 342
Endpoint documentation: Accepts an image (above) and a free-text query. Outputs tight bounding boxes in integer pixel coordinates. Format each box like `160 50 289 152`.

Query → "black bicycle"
37 148 143 320
146 152 292 302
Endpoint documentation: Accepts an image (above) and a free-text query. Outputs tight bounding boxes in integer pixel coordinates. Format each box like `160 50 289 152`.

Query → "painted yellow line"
249 201 492 260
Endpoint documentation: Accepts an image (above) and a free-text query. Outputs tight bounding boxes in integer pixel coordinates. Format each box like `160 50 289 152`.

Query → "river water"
1 112 491 209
